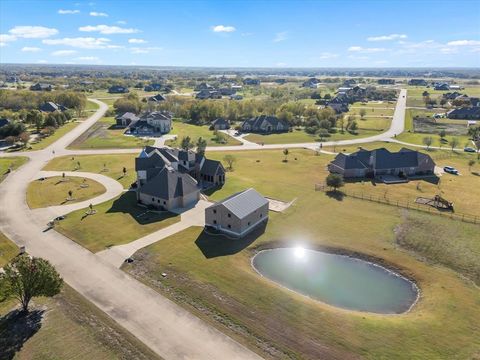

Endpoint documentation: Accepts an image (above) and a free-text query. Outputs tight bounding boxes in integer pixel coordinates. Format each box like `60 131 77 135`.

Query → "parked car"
443 166 459 175
464 147 477 153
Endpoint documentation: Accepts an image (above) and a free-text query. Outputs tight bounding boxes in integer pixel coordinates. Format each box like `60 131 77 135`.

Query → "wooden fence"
315 184 479 225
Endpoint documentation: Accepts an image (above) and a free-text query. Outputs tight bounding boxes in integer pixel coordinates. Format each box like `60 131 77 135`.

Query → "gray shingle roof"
201 158 224 176
213 188 268 219
140 167 198 200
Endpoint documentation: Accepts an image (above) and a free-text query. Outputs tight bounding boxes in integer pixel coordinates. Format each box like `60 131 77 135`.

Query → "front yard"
165 120 242 147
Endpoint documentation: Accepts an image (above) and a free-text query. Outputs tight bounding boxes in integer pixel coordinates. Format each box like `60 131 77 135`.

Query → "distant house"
408 79 428 86
377 79 395 85
433 83 450 91
210 118 230 130
108 85 129 94
302 78 320 88
343 79 357 87
39 102 67 112
449 85 464 90
115 112 139 127
205 188 269 238
195 82 215 91
196 90 221 99
144 83 163 92
328 148 436 178
243 78 260 86
447 106 480 120
135 146 225 210
442 91 463 100
274 79 286 84
128 111 172 134
241 115 290 133
30 83 52 91
0 118 10 128
148 94 166 102
219 88 236 96
230 94 243 100
327 96 349 113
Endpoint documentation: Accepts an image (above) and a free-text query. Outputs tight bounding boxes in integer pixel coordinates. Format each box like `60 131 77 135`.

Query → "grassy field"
68 116 154 149
165 120 242 147
26 176 106 209
55 192 179 252
0 157 28 184
0 285 160 360
406 85 480 108
43 154 137 189
0 232 18 268
28 121 81 151
120 148 480 359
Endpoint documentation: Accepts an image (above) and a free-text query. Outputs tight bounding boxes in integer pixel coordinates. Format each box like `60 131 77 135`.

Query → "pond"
252 248 418 314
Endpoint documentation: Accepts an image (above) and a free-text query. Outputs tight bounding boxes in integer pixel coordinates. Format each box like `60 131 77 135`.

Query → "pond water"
252 248 418 314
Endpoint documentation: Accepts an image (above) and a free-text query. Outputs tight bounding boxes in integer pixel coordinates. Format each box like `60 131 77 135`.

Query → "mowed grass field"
118 149 480 359
0 232 18 268
28 121 81 151
165 120 242 147
55 192 179 252
0 157 28 184
0 285 160 360
26 176 106 209
68 116 154 149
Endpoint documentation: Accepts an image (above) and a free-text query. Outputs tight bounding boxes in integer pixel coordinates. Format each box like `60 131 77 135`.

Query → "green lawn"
43 154 137 189
26 176 106 209
121 149 480 359
165 120 242 147
85 99 100 111
0 232 18 268
0 157 28 184
55 192 179 252
28 122 80 151
0 285 160 360
68 116 154 149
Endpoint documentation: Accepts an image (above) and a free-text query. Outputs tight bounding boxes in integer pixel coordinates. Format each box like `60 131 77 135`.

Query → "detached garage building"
205 188 269 238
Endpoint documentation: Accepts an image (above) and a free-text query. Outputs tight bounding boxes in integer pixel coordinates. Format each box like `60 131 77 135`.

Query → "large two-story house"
128 111 172 135
241 115 290 133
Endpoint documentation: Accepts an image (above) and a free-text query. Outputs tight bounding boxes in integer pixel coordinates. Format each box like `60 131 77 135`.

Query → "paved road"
0 99 262 360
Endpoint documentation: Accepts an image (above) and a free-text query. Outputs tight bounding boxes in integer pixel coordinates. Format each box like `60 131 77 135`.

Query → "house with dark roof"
195 90 222 99
343 79 357 87
377 79 395 85
328 148 435 179
408 79 428 86
447 106 480 120
210 118 230 130
243 78 260 86
434 83 450 91
0 118 10 128
148 93 166 102
108 85 129 94
205 188 268 238
115 112 139 127
241 115 290 133
39 102 67 113
302 78 320 88
128 111 172 134
144 83 163 92
30 83 52 91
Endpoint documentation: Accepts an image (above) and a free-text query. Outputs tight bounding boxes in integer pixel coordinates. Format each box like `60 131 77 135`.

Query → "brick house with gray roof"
241 115 289 133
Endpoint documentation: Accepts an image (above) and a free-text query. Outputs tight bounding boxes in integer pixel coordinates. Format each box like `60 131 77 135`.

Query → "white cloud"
273 31 288 43
447 40 480 46
79 25 140 34
130 46 161 54
52 49 77 56
348 46 386 53
8 26 58 39
89 11 108 17
58 9 80 14
128 38 147 44
212 25 236 33
367 33 407 41
319 52 338 59
0 33 17 42
0 42 6 47
21 46 41 52
42 37 117 49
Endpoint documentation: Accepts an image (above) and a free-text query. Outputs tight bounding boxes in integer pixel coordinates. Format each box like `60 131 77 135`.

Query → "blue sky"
1 0 479 67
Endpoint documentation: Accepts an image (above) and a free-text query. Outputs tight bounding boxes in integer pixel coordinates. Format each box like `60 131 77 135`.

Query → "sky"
0 0 479 68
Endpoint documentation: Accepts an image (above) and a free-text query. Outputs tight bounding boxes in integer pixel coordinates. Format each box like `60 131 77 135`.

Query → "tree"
122 167 127 177
450 137 459 151
423 136 433 150
0 255 63 313
439 129 446 142
337 116 345 133
180 136 194 151
348 120 358 134
326 173 344 191
18 132 30 148
196 137 207 156
223 154 236 171
283 148 289 162
359 108 367 119
317 128 329 141
68 190 73 200
468 159 475 172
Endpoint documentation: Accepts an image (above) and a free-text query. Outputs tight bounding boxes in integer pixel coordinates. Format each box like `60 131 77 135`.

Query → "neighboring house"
0 118 10 128
210 118 230 130
30 83 52 91
243 78 260 86
328 102 349 114
442 91 463 100
274 79 286 84
115 112 139 127
219 88 236 96
144 83 163 92
447 106 480 120
148 93 166 102
328 148 436 178
302 78 320 88
128 111 172 134
39 102 67 112
241 115 290 133
433 83 450 91
195 82 215 91
449 85 464 90
408 79 428 86
230 94 243 100
135 146 225 210
377 79 395 85
343 79 357 87
205 188 269 238
196 90 221 99
108 85 129 94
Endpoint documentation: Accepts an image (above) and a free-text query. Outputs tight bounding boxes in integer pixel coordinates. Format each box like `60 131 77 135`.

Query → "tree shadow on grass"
195 222 266 259
0 308 44 360
105 191 177 225
325 190 345 201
